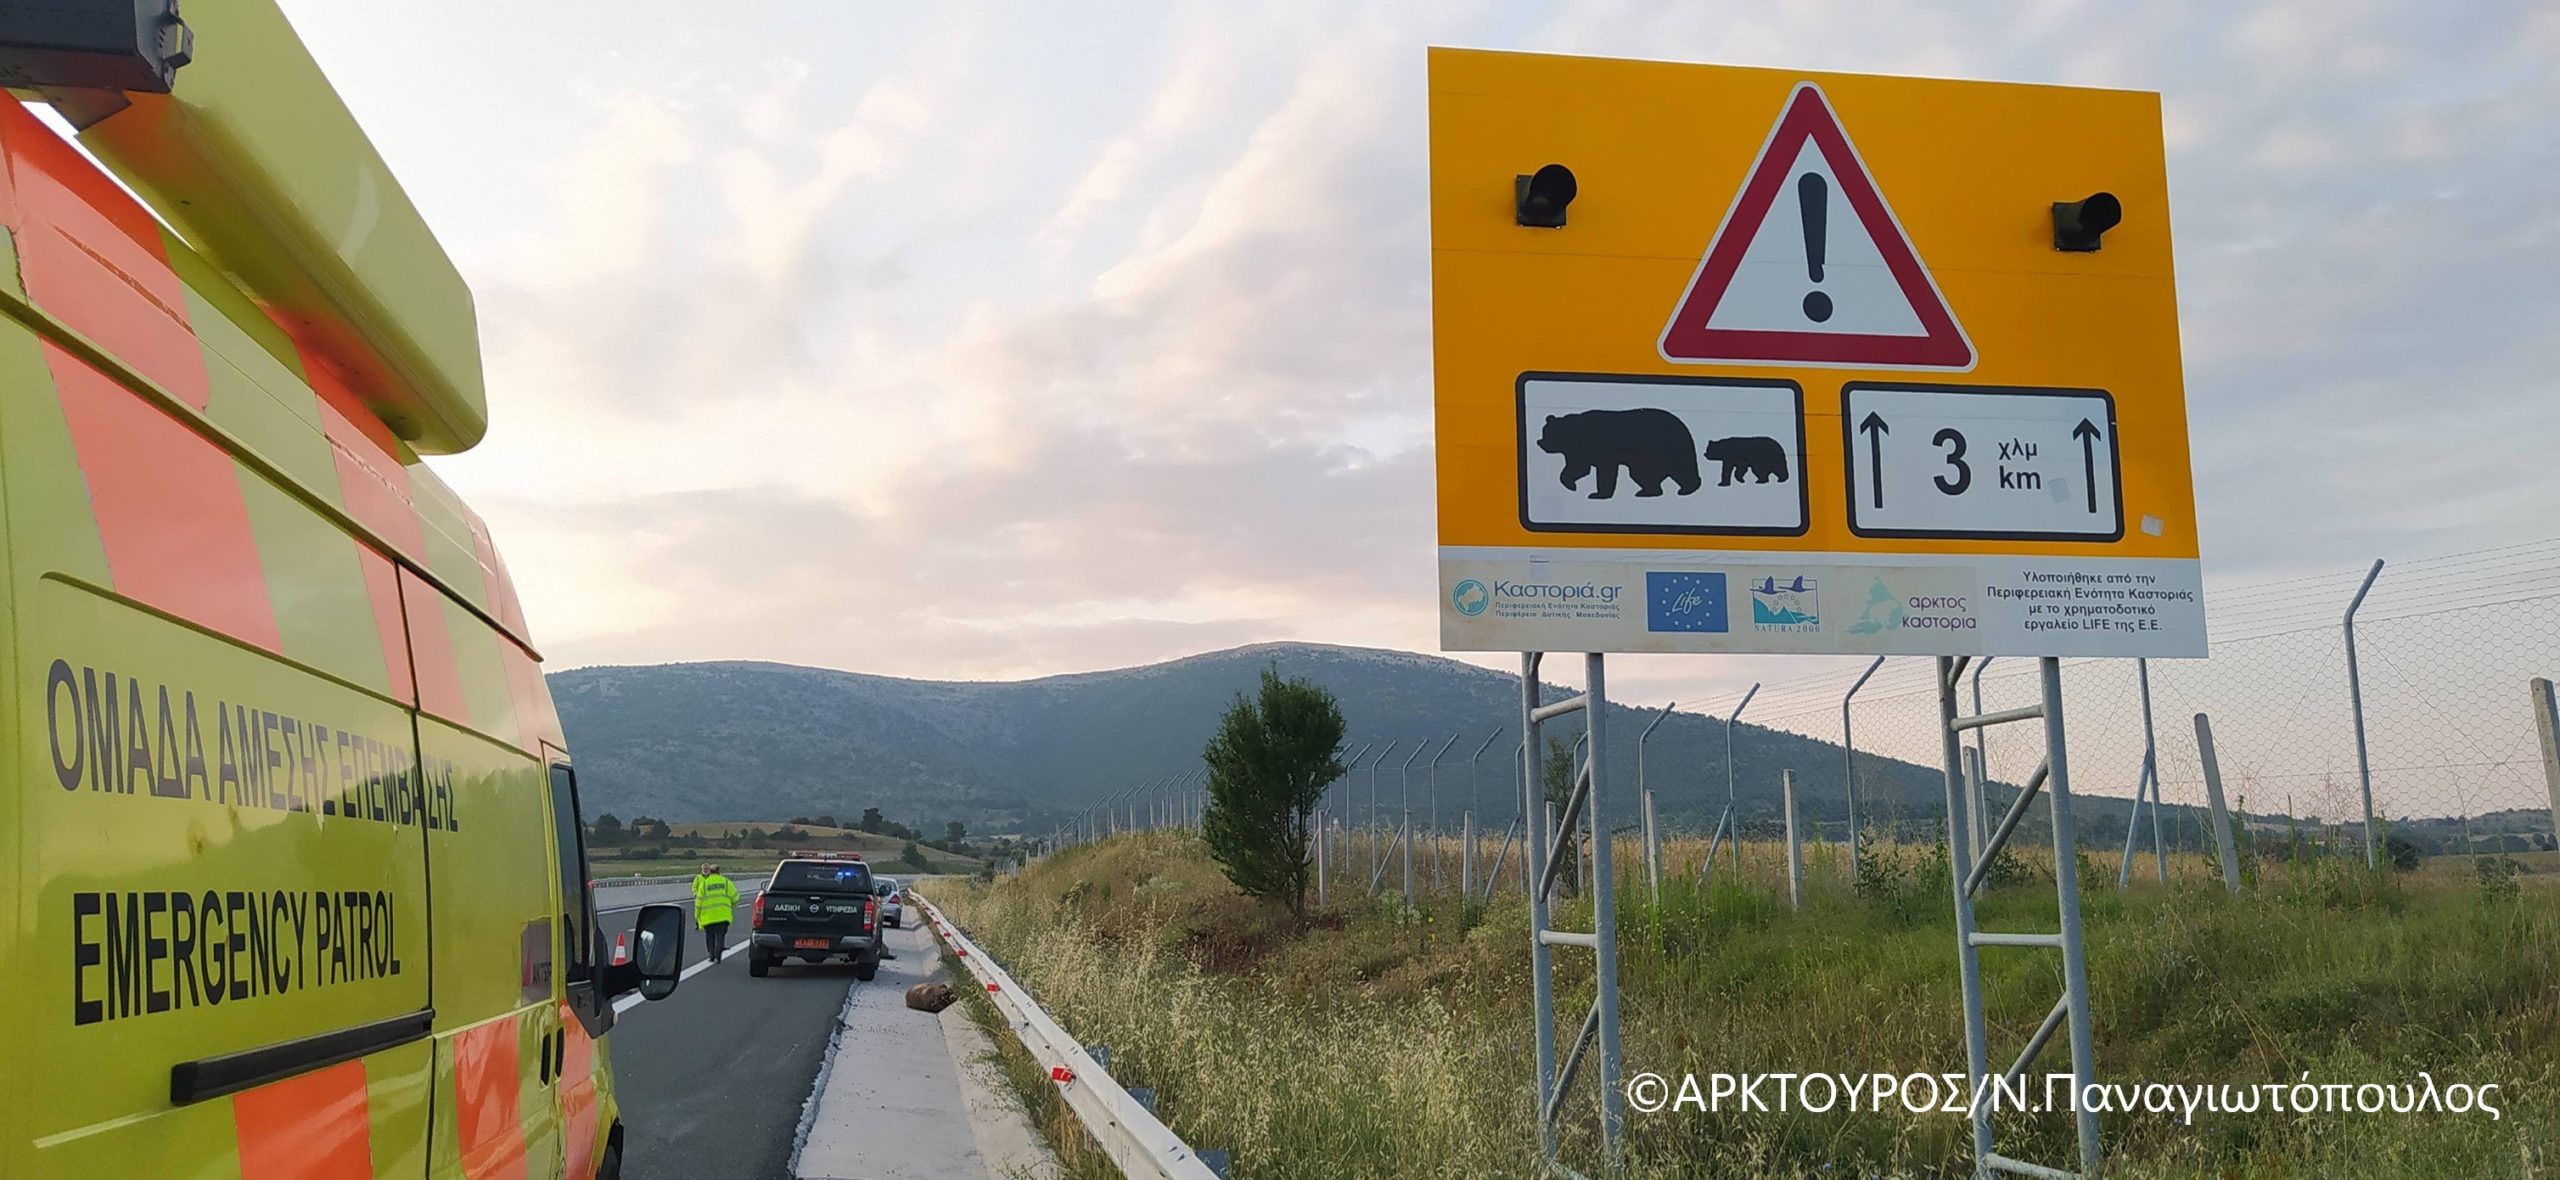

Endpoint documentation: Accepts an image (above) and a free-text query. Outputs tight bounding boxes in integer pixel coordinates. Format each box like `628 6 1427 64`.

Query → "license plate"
793 938 830 949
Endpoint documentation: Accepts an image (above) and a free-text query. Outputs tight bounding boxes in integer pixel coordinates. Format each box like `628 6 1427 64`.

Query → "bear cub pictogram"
1705 436 1789 485
1537 409 1701 500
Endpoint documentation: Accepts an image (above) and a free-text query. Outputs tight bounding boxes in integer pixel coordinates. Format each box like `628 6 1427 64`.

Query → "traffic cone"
612 930 630 966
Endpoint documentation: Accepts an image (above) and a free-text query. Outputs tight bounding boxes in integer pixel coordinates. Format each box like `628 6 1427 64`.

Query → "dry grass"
938 830 2559 1178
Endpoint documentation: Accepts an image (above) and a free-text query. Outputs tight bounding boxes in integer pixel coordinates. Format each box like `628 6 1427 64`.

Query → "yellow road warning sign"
1430 49 2202 657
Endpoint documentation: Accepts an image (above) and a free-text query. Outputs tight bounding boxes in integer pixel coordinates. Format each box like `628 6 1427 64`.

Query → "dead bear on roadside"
1537 409 1701 499
1705 436 1790 485
905 981 956 1012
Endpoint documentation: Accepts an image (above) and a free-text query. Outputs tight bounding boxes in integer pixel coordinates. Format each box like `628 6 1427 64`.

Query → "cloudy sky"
273 0 2560 707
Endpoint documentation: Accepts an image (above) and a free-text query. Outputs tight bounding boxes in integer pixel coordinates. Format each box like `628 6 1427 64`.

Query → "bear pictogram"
1536 409 1702 500
1705 436 1790 486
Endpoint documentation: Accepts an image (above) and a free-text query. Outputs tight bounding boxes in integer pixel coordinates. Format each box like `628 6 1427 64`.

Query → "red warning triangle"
1658 84 1973 370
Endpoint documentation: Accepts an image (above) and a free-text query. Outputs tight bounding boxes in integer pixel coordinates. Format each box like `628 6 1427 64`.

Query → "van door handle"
552 1025 567 1080
536 1029 555 1084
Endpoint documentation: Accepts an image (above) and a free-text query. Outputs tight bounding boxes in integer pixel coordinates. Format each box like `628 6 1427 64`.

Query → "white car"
874 877 904 928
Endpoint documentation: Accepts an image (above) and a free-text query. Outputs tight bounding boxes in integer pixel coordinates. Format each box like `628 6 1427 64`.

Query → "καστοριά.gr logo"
1451 579 1490 616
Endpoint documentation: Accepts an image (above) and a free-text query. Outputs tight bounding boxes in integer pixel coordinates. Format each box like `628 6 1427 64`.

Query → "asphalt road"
596 880 879 1180
596 880 766 973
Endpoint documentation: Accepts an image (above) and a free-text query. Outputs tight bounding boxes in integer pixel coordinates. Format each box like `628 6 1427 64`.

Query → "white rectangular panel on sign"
1843 383 2121 541
1519 373 1806 535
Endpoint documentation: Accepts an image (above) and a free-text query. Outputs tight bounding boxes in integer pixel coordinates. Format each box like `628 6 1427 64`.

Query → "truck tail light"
865 896 878 928
751 894 767 929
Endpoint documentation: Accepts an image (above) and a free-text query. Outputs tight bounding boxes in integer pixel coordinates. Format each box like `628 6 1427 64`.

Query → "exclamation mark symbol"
1798 172 1832 323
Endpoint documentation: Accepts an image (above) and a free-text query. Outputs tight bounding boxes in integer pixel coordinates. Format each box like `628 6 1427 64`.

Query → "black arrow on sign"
1858 411 1889 509
2072 418 2102 513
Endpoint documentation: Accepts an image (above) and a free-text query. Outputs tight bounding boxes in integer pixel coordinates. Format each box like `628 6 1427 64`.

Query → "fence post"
1429 732 1461 890
1643 791 1660 902
1370 741 1401 878
1782 770 1802 910
1397 742 1425 890
1464 729 1503 898
1842 657 1885 882
2344 558 2385 869
2117 748 2156 889
1638 703 1676 901
1713 684 1760 883
1402 739 1439 913
2194 714 2241 893
2535 679 2560 844
2140 659 2164 882
1515 738 1530 899
1461 811 1475 899
1315 807 1328 906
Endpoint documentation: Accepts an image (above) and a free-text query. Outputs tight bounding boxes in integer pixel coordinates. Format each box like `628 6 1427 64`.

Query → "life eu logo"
1451 579 1491 617
1750 574 1819 633
1645 572 1729 633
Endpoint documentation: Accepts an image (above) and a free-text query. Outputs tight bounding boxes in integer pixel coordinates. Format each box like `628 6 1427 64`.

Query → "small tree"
946 820 967 845
1201 667 1347 917
859 807 884 833
587 813 626 846
900 841 929 871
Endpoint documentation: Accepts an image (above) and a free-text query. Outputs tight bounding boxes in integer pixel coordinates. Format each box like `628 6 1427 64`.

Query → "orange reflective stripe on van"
1 97 210 408
233 1060 373 1180
0 100 284 653
452 1016 529 1180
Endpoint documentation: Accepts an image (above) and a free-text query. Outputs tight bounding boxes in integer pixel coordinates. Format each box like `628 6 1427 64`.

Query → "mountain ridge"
547 642 1953 837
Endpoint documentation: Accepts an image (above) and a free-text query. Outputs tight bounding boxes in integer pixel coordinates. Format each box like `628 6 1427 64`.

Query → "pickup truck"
748 857 885 979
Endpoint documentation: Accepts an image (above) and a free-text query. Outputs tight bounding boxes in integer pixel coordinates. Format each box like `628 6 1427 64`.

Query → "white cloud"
256 0 2560 709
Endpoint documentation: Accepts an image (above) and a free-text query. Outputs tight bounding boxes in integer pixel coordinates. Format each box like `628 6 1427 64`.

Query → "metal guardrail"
913 894 1221 1180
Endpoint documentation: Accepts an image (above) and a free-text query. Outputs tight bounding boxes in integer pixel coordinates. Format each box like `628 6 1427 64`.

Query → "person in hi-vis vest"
693 863 739 961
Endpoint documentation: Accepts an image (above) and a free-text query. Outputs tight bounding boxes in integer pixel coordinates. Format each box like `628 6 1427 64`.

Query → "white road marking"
609 906 763 1016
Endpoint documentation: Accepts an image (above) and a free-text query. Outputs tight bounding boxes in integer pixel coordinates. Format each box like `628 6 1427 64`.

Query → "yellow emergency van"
0 4 688 1176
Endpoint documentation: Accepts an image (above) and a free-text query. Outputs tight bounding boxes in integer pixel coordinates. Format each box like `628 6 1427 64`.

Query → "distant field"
595 821 987 877
590 854 780 881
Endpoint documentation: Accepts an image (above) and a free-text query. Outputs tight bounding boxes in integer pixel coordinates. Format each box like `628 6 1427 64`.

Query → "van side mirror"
632 904 686 1001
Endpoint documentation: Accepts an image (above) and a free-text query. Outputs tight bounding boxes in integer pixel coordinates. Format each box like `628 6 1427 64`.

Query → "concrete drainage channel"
914 894 1231 1180
786 908 1059 1180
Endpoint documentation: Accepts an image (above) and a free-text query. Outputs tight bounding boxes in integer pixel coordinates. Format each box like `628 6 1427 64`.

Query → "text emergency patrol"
71 888 404 1026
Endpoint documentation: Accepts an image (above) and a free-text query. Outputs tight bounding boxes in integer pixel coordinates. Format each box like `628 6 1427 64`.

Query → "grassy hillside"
549 643 1968 836
933 833 2557 1178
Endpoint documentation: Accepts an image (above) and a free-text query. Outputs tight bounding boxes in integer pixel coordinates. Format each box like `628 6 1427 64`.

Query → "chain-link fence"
1711 541 2560 871
1077 541 2560 888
